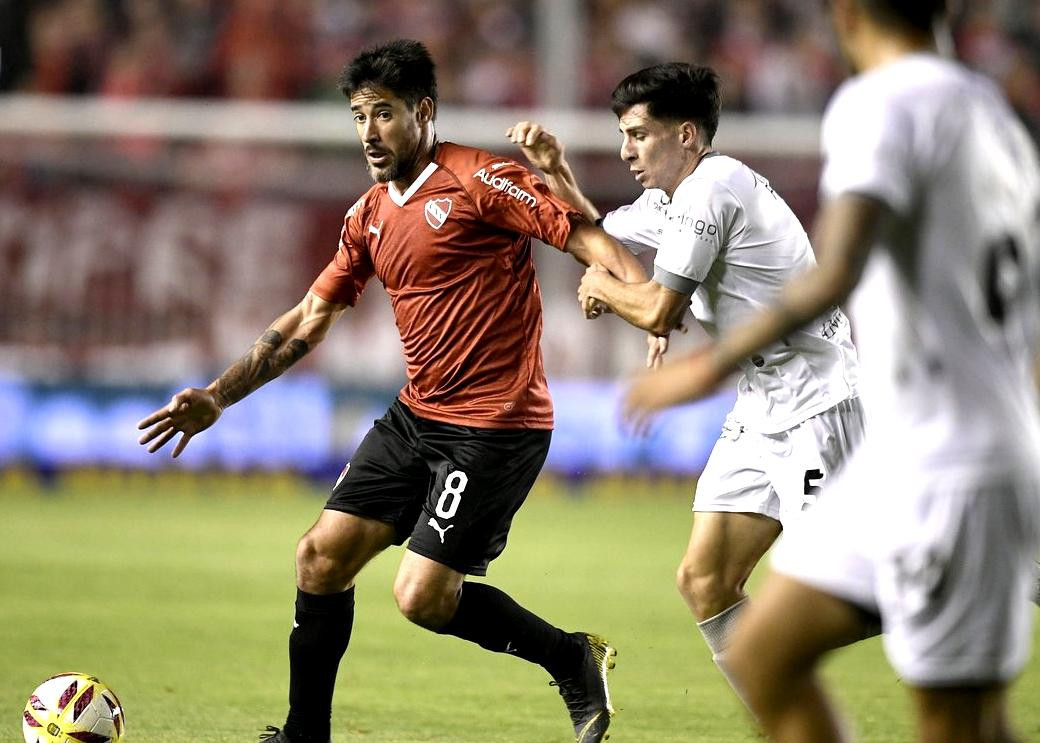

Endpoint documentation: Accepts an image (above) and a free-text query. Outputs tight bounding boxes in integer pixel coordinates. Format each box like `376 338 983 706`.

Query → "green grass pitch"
2 469 1039 742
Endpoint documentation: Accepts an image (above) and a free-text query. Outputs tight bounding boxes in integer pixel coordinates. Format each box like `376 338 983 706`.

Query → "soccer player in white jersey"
508 62 866 711
622 1 1040 740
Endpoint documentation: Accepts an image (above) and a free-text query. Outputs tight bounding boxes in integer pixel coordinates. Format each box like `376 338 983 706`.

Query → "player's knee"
295 532 350 592
295 532 327 573
676 559 737 620
675 558 695 597
393 578 456 630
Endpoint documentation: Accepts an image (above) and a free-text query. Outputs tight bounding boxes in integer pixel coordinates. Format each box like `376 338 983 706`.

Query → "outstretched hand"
506 121 564 173
137 387 223 457
622 346 727 435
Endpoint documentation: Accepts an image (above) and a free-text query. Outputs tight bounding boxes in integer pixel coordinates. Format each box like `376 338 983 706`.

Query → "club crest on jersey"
425 198 452 230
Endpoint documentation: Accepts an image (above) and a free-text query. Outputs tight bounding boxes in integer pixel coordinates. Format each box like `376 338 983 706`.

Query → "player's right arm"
507 124 678 360
137 292 348 457
507 121 600 223
138 195 373 458
623 193 881 424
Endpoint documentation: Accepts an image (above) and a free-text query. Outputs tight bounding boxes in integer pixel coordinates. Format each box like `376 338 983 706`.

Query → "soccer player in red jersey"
137 40 643 743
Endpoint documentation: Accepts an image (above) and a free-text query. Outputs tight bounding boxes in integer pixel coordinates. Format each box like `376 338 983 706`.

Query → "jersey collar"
387 161 440 206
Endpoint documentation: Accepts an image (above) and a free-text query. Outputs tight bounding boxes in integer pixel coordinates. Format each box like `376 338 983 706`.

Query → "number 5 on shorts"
803 469 824 496
802 468 824 510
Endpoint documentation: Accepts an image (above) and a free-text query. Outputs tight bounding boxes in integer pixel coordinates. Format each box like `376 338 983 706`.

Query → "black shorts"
326 399 551 576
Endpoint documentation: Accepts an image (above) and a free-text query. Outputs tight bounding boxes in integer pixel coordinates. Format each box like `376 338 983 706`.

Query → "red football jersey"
310 141 581 429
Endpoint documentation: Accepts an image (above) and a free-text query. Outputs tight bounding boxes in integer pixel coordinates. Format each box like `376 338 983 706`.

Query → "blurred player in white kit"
509 61 866 716
622 1 1040 740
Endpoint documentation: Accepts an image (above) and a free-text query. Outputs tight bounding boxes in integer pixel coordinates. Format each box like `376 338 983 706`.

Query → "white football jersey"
603 154 859 433
821 53 1040 473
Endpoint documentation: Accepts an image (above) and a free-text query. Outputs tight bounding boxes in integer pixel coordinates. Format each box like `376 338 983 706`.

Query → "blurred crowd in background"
2 0 1039 475
2 0 1040 132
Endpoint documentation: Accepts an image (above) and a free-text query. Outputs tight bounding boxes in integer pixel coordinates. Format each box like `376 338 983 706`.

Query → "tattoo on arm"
212 330 311 408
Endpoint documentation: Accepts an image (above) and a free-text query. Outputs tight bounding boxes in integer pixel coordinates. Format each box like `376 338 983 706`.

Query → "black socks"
284 587 355 743
438 582 582 680
282 582 580 741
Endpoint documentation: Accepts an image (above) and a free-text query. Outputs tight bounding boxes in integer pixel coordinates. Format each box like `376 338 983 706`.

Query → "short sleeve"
601 189 667 255
465 160 581 249
309 196 374 306
653 178 736 283
819 81 914 214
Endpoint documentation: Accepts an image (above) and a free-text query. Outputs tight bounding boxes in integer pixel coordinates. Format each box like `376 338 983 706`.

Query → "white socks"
697 596 754 711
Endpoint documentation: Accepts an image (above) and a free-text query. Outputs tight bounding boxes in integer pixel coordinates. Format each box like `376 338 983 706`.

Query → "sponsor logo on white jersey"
472 167 538 207
425 198 453 229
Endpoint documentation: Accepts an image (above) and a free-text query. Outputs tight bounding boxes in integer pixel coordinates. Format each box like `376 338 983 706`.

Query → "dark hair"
858 0 946 34
338 39 438 111
610 63 721 145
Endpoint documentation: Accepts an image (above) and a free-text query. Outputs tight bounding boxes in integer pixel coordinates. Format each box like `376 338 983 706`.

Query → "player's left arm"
578 267 690 336
624 192 883 421
563 220 647 284
465 156 646 284
507 120 601 223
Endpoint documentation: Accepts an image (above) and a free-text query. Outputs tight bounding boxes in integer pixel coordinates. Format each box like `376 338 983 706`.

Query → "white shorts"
694 397 865 528
773 452 1040 687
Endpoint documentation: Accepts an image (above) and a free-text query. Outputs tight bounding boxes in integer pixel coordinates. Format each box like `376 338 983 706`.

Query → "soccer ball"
22 673 126 743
